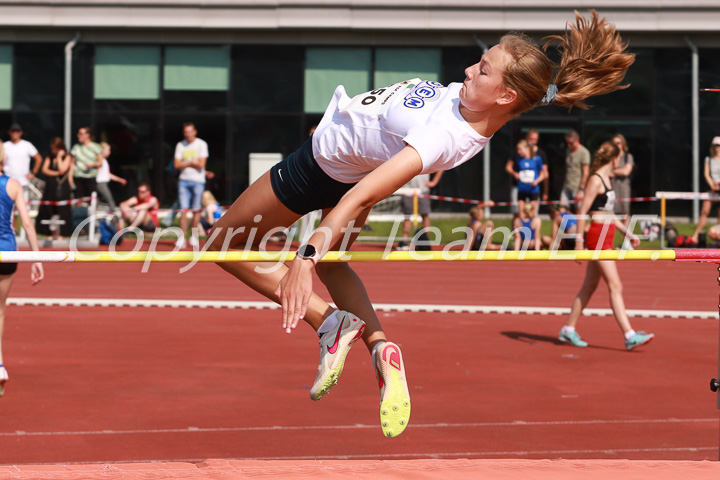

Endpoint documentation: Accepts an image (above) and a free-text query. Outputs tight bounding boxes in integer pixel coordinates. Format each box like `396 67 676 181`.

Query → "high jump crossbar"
1 249 718 263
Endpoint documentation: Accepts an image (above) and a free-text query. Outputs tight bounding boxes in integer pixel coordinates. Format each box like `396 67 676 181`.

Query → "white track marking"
7 297 716 319
9 446 719 465
1 418 715 437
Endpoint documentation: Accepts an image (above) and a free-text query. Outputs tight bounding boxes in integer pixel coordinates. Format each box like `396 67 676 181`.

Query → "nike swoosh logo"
278 169 283 181
327 319 345 354
383 344 402 371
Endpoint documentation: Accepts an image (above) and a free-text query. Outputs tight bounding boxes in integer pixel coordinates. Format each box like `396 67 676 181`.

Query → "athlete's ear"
498 87 517 107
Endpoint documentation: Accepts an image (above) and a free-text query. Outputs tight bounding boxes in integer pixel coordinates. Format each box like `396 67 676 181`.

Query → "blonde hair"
587 140 620 186
100 141 110 150
613 134 629 153
516 138 537 158
500 10 635 115
469 205 484 221
202 190 218 208
522 203 535 218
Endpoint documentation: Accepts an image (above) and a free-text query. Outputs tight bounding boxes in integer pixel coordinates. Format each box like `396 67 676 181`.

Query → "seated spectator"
35 137 73 242
466 204 500 251
118 183 159 232
513 203 542 251
542 204 578 250
200 190 223 232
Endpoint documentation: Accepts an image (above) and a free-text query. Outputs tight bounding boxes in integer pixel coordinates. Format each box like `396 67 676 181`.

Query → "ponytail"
586 141 620 188
500 10 635 115
546 10 636 111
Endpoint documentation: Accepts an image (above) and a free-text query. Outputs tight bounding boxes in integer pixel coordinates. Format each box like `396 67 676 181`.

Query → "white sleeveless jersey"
312 80 490 183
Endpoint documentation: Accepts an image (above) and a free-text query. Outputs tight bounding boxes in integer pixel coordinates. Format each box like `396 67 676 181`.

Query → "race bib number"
342 78 420 116
519 169 536 184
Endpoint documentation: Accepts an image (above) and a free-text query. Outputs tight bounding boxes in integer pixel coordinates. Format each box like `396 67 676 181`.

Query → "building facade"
1 1 720 216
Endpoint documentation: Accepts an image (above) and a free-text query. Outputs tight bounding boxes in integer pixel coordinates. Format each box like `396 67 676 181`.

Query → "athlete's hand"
275 257 314 333
30 262 44 285
629 233 641 248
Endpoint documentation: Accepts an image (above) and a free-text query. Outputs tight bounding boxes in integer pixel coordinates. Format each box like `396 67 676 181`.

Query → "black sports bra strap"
593 173 610 192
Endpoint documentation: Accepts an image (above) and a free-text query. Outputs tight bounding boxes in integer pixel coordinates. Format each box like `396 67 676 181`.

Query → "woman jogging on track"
0 175 44 397
558 140 654 350
208 10 636 437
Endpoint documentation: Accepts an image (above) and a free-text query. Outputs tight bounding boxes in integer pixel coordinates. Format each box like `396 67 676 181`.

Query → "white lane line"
10 446 719 465
2 418 715 437
6 297 717 319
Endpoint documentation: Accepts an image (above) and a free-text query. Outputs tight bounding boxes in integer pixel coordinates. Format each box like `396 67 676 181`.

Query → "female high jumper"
208 10 636 437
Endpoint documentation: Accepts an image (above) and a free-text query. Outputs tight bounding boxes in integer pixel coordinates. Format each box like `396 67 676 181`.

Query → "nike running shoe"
558 329 588 347
625 331 655 351
309 311 366 401
375 342 411 438
0 366 8 397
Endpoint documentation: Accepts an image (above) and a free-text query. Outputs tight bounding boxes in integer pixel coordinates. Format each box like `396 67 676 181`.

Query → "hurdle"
0 248 695 263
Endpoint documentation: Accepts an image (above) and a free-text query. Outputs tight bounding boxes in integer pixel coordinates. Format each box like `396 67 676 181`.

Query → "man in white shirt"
173 123 208 248
3 123 43 189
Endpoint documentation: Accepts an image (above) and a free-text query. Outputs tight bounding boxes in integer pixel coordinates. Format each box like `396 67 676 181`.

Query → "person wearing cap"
2 123 43 191
691 136 720 244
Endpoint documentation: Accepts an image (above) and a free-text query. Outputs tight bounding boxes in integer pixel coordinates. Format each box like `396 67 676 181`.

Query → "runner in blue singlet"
0 174 44 397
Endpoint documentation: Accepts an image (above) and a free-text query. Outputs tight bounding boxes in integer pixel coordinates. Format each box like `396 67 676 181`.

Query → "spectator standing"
2 123 43 192
173 123 207 248
96 142 127 211
35 137 73 241
396 172 442 250
118 183 160 232
504 156 520 220
512 138 546 215
561 129 591 208
691 136 720 244
610 134 634 247
70 126 103 200
525 128 550 203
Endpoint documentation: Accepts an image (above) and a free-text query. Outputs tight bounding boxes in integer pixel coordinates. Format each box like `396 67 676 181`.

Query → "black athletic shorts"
270 137 357 215
518 192 538 203
0 263 18 275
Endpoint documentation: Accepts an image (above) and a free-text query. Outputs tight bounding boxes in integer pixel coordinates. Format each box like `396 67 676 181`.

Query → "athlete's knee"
607 279 623 295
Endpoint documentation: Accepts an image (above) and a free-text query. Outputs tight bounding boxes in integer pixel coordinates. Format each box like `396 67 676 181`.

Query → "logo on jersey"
403 81 444 109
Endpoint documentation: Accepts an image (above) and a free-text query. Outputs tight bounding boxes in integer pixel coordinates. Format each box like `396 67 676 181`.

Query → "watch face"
298 244 316 258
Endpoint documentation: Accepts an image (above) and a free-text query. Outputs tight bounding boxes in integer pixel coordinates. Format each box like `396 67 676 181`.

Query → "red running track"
0 258 718 465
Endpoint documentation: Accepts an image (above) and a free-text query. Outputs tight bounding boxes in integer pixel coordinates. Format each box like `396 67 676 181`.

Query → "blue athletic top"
211 202 222 221
520 218 535 241
0 176 17 251
470 219 484 249
558 211 577 232
514 155 544 195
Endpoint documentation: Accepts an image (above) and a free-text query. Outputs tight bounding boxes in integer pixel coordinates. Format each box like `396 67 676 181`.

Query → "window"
0 45 12 110
304 48 371 113
164 46 230 91
94 46 161 100
374 48 441 87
